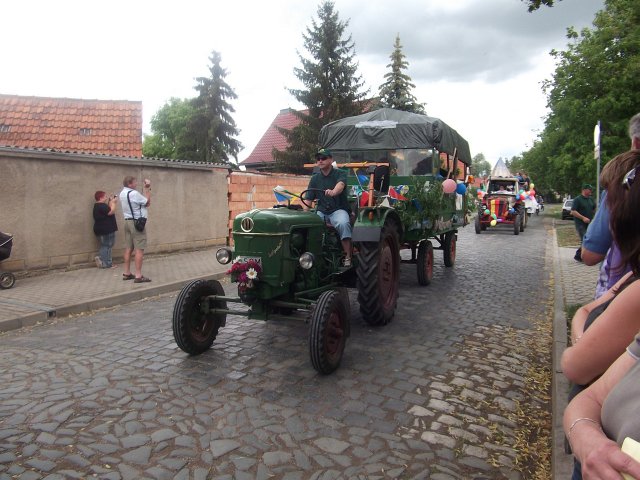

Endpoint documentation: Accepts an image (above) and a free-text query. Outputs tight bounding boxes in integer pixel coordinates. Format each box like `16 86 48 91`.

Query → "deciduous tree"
470 153 492 178
521 0 639 195
142 98 197 160
523 0 558 12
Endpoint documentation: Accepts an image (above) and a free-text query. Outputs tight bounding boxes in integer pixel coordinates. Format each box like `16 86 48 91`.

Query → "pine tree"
274 1 368 173
378 35 426 115
142 97 198 160
191 51 242 164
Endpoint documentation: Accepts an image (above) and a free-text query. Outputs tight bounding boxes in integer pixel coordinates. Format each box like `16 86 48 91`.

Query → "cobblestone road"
0 216 554 480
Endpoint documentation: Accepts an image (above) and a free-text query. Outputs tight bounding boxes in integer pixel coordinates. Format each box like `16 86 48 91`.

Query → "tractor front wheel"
309 290 349 374
474 216 481 234
172 279 227 355
417 240 434 286
356 220 400 326
514 214 521 235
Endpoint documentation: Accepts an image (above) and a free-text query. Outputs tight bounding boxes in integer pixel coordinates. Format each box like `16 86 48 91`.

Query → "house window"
0 124 11 133
79 128 92 135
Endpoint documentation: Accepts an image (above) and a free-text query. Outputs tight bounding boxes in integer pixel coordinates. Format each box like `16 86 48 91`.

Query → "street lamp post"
594 120 601 207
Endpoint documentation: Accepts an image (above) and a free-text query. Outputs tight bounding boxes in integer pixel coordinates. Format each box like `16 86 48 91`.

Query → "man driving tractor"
303 148 353 267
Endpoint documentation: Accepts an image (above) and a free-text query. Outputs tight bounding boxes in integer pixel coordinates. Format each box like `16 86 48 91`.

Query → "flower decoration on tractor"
227 259 262 292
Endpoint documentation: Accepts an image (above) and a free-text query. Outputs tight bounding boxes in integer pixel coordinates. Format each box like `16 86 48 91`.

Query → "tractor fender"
352 207 403 242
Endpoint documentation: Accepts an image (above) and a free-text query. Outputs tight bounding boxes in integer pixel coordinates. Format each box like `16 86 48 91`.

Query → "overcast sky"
2 0 604 165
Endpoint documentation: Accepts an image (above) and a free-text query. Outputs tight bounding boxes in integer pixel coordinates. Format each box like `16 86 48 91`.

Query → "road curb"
0 273 224 333
551 222 573 478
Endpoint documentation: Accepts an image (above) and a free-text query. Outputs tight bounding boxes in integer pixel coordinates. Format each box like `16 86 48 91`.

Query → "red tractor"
475 176 525 235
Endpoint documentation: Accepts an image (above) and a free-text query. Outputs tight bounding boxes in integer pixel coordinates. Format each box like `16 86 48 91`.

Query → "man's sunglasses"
317 156 329 161
623 166 640 190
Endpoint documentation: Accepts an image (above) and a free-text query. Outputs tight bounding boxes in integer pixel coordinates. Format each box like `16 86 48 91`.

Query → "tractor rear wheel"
443 232 457 267
417 240 434 286
309 290 349 374
173 279 226 355
356 220 400 326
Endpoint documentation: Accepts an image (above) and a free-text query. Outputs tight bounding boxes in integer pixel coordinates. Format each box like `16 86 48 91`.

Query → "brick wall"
227 172 310 244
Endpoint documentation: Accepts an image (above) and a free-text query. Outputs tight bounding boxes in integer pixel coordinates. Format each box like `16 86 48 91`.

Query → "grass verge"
556 223 580 248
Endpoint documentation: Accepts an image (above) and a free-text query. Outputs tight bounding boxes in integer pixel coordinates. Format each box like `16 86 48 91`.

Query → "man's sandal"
122 273 135 280
134 276 152 283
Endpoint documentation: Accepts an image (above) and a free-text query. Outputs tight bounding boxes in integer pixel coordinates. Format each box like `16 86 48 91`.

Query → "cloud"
0 0 604 164
343 0 602 83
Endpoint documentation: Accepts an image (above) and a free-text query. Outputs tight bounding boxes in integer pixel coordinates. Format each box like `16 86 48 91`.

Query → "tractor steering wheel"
299 189 324 210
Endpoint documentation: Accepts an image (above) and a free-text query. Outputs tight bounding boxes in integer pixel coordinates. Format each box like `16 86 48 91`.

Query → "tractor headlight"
216 247 233 265
299 252 314 270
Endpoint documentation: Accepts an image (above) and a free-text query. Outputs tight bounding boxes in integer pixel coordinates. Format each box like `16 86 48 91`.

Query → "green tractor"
172 108 472 374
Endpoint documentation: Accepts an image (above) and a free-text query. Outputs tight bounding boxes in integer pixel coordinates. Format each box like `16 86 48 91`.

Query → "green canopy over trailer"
318 107 473 288
318 108 472 166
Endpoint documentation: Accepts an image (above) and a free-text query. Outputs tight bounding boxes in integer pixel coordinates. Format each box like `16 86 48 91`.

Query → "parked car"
562 199 573 220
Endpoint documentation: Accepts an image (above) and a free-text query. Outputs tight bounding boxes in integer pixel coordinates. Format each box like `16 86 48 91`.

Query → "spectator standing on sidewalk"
119 176 152 283
582 113 640 297
570 184 595 262
562 150 640 479
92 191 118 268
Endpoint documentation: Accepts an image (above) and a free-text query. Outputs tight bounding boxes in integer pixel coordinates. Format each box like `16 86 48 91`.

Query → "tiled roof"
0 94 142 157
241 108 302 166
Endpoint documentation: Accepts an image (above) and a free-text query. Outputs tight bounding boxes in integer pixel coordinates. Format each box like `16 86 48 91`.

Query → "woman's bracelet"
568 417 601 441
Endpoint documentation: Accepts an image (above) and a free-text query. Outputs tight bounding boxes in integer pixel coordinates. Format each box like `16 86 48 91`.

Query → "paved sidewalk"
552 235 600 478
0 247 228 332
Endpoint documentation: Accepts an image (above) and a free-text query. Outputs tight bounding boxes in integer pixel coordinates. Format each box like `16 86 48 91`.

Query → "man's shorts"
123 220 147 250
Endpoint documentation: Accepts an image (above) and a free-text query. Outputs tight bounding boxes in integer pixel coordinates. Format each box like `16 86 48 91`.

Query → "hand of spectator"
581 438 640 479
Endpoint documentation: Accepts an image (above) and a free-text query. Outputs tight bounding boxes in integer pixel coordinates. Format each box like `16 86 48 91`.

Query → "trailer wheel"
309 290 349 374
514 214 521 235
173 279 226 355
443 232 457 267
474 216 481 234
0 272 15 289
417 240 434 286
356 219 400 326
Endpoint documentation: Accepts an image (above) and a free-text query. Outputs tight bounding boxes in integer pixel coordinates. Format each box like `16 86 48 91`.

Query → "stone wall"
0 147 311 273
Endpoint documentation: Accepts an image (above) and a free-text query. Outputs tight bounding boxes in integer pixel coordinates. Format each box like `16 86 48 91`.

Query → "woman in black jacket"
93 191 118 268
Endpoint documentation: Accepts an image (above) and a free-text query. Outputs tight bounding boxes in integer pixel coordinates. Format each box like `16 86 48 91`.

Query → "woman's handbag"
126 191 147 232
